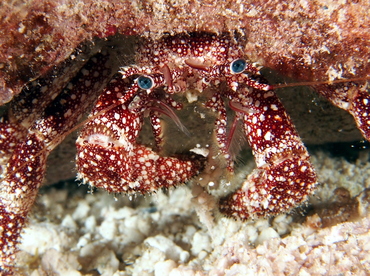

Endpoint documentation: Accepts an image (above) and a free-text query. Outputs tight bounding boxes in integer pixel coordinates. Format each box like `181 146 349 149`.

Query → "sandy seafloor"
14 144 370 276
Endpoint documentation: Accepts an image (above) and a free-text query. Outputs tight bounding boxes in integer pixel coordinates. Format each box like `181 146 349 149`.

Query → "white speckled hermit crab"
0 32 370 273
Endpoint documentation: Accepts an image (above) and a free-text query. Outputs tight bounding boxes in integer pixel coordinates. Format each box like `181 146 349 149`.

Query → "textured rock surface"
1 0 369 103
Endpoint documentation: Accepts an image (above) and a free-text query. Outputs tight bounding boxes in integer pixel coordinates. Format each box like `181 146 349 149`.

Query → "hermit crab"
0 32 369 273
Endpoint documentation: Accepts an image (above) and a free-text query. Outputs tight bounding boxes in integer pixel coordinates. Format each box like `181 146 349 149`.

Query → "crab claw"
76 75 202 194
219 88 317 219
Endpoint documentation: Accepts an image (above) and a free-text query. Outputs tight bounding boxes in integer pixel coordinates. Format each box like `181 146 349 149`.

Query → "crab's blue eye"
230 59 247 74
137 76 154 90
